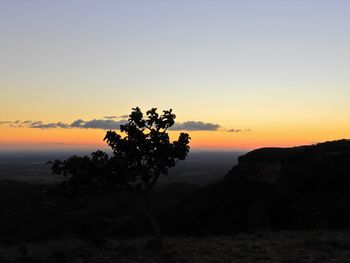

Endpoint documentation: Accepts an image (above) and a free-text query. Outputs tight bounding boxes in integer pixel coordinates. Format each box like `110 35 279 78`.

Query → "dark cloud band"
171 121 220 131
1 119 248 132
1 118 223 131
71 119 126 130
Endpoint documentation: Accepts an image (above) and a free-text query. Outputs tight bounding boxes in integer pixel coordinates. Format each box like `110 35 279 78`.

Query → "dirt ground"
1 230 350 263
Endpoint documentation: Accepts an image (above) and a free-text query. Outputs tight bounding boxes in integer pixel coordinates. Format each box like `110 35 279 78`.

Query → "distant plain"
0 150 244 185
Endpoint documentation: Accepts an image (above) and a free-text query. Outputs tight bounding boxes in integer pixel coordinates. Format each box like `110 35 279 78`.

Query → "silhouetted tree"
49 107 190 196
48 107 190 247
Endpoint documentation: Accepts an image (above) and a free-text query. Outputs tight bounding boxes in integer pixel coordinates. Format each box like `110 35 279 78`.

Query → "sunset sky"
1 0 349 151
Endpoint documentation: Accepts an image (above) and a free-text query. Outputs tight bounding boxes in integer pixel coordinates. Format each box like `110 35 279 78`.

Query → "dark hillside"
162 139 350 234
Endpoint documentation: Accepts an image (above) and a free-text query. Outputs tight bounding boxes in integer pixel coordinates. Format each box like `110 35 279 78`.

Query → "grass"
1 230 350 263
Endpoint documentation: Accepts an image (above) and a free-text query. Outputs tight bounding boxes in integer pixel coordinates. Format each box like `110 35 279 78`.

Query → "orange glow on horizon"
1 125 349 151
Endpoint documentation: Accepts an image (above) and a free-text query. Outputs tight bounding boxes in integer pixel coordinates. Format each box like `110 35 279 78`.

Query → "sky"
0 0 349 151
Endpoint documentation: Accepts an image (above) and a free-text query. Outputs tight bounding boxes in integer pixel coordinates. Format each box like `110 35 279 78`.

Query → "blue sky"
1 0 349 149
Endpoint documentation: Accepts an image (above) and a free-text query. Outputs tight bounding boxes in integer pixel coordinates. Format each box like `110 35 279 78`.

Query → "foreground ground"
0 230 350 263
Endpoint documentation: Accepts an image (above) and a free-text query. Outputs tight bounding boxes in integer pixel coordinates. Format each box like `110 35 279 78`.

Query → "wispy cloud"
1 118 249 132
226 128 251 133
103 116 118 119
22 120 32 124
172 121 220 131
71 119 127 129
1 120 24 128
30 121 70 129
0 119 127 130
103 115 129 119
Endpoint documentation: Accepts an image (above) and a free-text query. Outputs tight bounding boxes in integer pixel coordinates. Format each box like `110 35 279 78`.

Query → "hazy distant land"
0 150 244 185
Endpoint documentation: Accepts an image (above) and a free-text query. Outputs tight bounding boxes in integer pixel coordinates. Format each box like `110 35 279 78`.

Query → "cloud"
30 121 70 129
1 118 127 130
71 119 85 127
31 121 42 126
1 120 27 127
103 116 117 119
27 118 220 131
227 129 242 133
71 119 127 129
103 115 129 119
226 128 251 133
172 121 220 131
0 121 12 125
2 118 243 132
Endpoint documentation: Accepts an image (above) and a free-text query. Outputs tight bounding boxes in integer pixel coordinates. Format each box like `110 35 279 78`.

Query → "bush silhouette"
49 107 191 196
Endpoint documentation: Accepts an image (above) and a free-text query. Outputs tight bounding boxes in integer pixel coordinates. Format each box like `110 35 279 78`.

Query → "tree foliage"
49 107 190 196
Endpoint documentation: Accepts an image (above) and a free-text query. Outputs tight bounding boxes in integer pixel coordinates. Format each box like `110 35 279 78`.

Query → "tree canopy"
49 107 190 196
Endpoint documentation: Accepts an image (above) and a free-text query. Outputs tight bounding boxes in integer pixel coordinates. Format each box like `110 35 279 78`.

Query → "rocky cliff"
161 139 350 234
